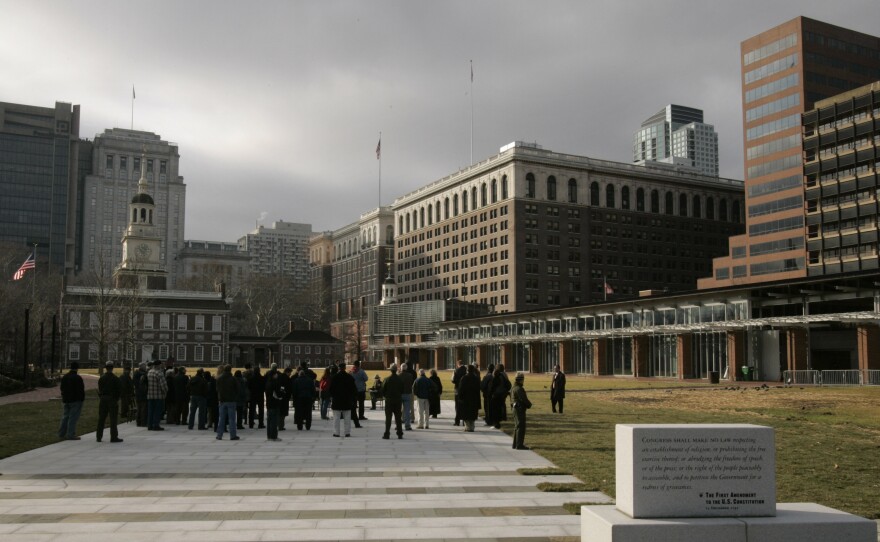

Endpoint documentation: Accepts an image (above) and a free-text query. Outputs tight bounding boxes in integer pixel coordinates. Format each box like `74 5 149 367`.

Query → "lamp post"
22 306 30 387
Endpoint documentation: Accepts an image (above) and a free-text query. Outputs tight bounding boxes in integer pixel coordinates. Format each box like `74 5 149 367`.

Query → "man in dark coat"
264 365 283 441
118 366 135 420
451 359 467 426
58 362 85 440
277 366 293 430
487 364 511 429
399 363 416 431
292 366 316 430
458 364 482 432
215 365 240 441
248 365 265 429
328 361 357 439
550 364 567 414
511 373 533 450
187 368 208 430
96 361 123 443
173 367 190 425
133 362 148 427
428 369 443 418
381 365 404 440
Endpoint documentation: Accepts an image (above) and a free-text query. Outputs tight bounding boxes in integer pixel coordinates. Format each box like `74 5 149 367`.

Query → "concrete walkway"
0 400 611 541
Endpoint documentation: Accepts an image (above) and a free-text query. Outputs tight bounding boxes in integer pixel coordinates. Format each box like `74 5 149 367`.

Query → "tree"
342 313 368 362
233 273 298 337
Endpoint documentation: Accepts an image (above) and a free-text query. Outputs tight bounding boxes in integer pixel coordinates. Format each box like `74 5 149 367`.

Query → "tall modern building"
238 221 312 289
633 105 719 177
702 17 880 288
79 129 185 284
803 82 880 275
392 141 744 314
176 240 251 292
0 101 83 274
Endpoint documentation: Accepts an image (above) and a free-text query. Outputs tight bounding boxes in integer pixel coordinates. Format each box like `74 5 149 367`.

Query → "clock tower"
114 150 168 290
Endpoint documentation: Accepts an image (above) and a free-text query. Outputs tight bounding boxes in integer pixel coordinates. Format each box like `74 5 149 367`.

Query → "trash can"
741 366 750 381
709 371 720 384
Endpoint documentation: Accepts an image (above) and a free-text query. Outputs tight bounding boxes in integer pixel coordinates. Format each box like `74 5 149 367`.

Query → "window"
481 183 487 206
195 315 205 330
295 346 301 354
69 311 80 328
69 344 80 360
211 346 221 362
665 192 674 215
195 345 204 362
693 195 702 218
621 186 630 210
89 312 98 329
159 344 169 360
590 182 600 206
606 185 615 208
177 345 186 361
159 313 170 330
143 313 153 329
212 315 222 331
502 175 509 199
325 346 332 354
491 179 498 203
567 178 577 203
547 176 557 200
636 188 645 211
89 344 98 360
679 194 688 217
526 173 536 198
177 314 187 330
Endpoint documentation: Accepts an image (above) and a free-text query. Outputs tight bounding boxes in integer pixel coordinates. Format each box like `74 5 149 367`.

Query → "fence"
782 369 880 386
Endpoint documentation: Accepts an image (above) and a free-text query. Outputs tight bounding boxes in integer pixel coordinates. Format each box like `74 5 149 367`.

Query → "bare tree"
234 273 298 337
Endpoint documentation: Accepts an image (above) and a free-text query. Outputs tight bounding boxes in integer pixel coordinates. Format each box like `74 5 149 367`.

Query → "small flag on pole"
132 85 136 99
470 60 473 82
604 281 614 295
13 253 35 281
376 137 381 160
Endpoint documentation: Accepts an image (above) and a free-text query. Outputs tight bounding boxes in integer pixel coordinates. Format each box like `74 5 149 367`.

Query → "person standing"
58 362 85 440
381 365 404 440
173 367 190 425
118 366 134 420
277 366 293 430
248 366 265 429
215 365 240 441
187 368 208 430
399 363 416 431
147 359 168 431
369 374 383 410
234 369 248 430
550 364 567 414
428 369 442 418
351 360 369 421
451 359 467 426
205 370 218 430
318 366 333 420
329 361 356 439
292 366 316 430
511 373 533 450
459 365 482 432
412 369 435 429
488 364 511 429
264 365 283 441
96 361 123 443
133 362 149 427
480 364 494 426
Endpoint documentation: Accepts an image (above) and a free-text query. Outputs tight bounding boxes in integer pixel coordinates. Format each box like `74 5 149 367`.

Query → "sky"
2 1 878 241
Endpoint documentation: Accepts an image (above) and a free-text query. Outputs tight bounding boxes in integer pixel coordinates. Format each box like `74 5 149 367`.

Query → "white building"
633 105 719 177
79 128 185 284
238 221 312 288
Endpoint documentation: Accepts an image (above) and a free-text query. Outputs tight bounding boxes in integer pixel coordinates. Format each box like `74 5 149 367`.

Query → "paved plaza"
0 399 611 541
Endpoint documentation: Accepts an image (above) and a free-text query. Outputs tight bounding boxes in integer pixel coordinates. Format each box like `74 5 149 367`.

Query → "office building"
238 221 312 289
633 105 719 177
177 240 251 292
391 141 745 314
0 101 83 274
79 128 185 285
803 82 880 274
703 17 880 288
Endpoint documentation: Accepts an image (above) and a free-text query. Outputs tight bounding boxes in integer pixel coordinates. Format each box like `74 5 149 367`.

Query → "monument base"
581 503 877 542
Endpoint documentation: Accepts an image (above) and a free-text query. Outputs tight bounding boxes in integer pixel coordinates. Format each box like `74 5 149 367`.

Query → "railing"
783 369 880 386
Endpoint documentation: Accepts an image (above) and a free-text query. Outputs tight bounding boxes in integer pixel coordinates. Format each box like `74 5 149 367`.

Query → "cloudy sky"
2 1 878 241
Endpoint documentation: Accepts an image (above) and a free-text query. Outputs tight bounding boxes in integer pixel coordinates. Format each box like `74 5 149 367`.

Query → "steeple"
380 257 397 305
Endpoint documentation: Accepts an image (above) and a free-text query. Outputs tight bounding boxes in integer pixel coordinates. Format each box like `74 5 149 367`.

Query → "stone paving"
0 400 611 541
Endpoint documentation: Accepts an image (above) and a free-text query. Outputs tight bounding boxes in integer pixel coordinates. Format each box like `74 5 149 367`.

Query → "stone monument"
581 423 877 542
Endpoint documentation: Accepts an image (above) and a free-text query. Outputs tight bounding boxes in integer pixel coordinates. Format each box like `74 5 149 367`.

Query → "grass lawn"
2 373 877 519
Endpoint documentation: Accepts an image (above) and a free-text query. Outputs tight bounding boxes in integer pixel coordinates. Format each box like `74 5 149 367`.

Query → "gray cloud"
2 0 878 240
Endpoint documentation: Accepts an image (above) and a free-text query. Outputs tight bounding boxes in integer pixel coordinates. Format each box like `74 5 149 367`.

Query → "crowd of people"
58 358 559 450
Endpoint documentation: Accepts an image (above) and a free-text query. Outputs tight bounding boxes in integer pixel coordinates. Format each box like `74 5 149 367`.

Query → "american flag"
604 281 614 295
376 137 381 160
13 253 35 280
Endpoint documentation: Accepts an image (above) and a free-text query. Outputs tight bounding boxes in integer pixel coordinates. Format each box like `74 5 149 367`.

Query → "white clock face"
136 243 152 260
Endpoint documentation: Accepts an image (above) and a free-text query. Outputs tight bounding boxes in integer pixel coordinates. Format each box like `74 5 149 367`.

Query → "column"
856 324 880 375
435 346 446 370
501 344 513 369
475 345 488 371
528 341 542 373
786 328 809 372
676 333 692 380
594 339 609 375
727 330 746 382
558 340 572 374
632 336 649 378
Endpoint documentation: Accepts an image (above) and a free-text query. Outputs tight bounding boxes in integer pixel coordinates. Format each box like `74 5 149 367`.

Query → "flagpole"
603 274 607 302
378 131 382 208
131 85 135 130
470 60 474 165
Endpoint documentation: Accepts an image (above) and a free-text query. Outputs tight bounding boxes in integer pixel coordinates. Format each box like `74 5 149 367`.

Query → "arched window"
706 197 715 219
453 194 459 216
140 208 147 222
636 188 645 211
385 225 393 244
692 195 702 219
398 216 403 235
732 201 741 223
481 182 487 206
419 207 425 228
663 192 672 215
526 173 536 198
471 187 477 209
132 209 137 223
405 214 411 233
462 191 468 213
621 186 630 210
590 182 600 205
435 202 441 223
444 197 450 219
491 179 498 203
568 179 577 203
606 184 615 208
679 194 688 217
502 175 508 199
719 199 728 221
428 204 433 225
547 176 557 201
412 211 418 230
